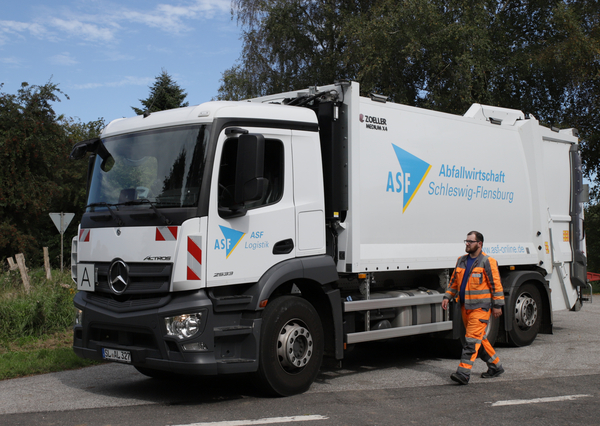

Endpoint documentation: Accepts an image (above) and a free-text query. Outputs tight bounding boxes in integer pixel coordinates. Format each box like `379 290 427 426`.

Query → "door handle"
273 239 294 255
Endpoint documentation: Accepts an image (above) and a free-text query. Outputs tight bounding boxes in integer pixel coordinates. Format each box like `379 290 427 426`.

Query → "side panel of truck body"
315 82 579 312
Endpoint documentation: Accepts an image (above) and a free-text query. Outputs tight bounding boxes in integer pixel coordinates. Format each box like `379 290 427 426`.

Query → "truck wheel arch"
253 256 338 307
252 256 343 360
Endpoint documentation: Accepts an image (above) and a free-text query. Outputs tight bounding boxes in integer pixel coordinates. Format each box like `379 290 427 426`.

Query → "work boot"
481 365 505 378
450 372 469 385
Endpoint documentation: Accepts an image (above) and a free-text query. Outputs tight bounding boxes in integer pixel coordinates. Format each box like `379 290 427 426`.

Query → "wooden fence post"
7 257 18 271
43 247 52 280
15 253 31 294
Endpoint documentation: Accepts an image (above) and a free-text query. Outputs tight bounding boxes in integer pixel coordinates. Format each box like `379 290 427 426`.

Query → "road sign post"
49 212 75 272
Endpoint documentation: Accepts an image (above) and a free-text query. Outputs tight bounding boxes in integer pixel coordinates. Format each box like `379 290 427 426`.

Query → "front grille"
95 262 172 295
86 292 171 312
84 262 173 312
90 326 158 350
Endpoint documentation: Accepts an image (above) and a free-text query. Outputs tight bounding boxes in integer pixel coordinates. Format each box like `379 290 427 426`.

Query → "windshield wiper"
85 202 124 226
120 199 172 225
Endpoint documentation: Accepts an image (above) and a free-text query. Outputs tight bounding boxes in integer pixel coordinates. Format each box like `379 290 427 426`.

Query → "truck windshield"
87 125 210 211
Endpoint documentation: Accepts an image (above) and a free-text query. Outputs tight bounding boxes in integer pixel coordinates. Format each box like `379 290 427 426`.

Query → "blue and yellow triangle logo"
392 144 431 212
219 225 246 258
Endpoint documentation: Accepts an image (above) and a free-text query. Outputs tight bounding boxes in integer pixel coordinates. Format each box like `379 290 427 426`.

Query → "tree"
585 202 600 273
342 0 501 110
0 81 68 264
132 69 189 115
41 117 104 267
0 81 104 267
218 0 358 100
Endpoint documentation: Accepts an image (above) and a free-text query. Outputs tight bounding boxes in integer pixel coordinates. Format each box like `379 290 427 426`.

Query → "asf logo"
215 225 245 258
386 144 431 212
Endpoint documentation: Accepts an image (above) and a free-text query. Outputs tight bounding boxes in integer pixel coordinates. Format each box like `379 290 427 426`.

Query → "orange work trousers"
456 306 501 379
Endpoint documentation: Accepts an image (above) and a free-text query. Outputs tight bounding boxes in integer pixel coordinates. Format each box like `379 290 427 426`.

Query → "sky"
1 0 243 124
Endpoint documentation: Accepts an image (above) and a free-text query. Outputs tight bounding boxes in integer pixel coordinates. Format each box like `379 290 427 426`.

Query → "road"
1 301 599 425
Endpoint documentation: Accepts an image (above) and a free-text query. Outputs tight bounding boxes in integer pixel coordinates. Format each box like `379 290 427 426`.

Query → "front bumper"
73 289 261 375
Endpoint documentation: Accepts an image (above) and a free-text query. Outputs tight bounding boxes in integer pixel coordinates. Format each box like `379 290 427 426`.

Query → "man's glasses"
464 240 479 245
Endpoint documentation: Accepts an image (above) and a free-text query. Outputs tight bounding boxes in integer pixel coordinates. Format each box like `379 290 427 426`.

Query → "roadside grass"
0 329 100 380
0 268 102 380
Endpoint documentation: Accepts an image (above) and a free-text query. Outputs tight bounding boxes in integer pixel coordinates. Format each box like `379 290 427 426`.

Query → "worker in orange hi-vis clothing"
442 231 505 385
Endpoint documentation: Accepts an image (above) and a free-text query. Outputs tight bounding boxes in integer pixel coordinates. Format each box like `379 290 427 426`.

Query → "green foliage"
43 117 105 268
0 81 68 264
0 81 104 267
0 269 77 340
219 0 355 100
0 347 99 380
132 69 189 115
584 203 600 274
0 269 102 380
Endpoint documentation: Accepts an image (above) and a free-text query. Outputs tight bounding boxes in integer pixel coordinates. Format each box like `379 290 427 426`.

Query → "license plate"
102 348 131 363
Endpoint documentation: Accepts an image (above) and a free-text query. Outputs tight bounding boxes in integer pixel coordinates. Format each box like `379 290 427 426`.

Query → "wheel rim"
515 292 538 329
277 319 313 372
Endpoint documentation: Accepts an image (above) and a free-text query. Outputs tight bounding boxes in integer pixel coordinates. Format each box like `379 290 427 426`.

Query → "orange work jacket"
445 252 504 310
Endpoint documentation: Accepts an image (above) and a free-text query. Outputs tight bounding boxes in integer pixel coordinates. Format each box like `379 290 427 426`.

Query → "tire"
256 296 324 397
507 283 542 347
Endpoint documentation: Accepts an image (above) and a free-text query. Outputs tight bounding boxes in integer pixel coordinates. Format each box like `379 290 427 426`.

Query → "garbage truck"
70 81 587 396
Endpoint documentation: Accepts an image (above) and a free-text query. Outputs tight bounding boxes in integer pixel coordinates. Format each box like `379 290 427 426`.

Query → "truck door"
206 127 295 287
542 137 580 310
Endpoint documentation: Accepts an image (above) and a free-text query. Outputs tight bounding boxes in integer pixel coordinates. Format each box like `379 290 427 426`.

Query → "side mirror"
234 134 267 204
70 137 114 172
70 138 100 160
70 144 88 160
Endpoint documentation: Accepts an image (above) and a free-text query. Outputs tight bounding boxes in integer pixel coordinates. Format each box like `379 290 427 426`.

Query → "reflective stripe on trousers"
457 306 501 378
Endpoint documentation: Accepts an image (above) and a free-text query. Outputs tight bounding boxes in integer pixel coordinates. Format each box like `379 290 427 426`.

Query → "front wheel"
507 283 542 347
256 296 324 396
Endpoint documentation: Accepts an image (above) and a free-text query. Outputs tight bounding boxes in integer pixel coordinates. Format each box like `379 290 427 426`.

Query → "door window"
218 138 284 210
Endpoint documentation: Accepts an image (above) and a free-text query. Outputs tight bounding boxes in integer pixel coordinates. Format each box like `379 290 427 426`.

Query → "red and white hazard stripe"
79 229 90 242
187 236 202 280
156 226 178 241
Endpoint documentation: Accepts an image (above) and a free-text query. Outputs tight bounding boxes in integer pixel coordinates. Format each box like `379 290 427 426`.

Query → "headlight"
165 313 203 339
74 308 83 325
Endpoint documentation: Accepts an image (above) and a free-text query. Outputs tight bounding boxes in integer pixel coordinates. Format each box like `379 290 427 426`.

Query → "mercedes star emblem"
108 260 129 294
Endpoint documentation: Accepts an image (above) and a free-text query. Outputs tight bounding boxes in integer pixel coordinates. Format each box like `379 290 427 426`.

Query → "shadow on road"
57 335 460 405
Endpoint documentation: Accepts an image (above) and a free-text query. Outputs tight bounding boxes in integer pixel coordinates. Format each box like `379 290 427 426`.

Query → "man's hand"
442 299 449 310
492 307 502 318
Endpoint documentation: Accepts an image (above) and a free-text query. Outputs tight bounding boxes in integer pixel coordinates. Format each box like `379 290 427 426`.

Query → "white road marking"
491 394 592 407
172 415 329 426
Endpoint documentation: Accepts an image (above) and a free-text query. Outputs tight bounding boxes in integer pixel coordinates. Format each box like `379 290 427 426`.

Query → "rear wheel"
485 310 500 345
507 283 542 346
256 296 324 396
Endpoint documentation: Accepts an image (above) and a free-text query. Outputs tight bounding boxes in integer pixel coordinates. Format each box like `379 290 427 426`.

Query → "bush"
0 268 76 341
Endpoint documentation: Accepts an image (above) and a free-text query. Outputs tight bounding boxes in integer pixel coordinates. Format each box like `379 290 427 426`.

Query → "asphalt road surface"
1 300 599 425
